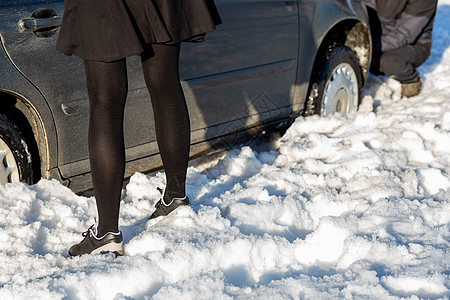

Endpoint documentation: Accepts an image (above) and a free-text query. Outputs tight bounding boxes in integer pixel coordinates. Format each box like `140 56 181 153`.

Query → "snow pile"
1 2 450 300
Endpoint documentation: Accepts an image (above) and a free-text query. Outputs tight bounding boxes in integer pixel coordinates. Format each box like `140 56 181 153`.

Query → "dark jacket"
364 0 437 52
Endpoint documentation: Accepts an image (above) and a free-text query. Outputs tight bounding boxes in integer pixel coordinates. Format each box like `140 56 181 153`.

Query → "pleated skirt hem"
56 0 221 61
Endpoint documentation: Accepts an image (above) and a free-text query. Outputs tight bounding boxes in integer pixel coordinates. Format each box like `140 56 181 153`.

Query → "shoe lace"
82 225 96 237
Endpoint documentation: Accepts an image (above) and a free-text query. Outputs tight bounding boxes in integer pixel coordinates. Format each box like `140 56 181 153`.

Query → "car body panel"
0 25 58 178
0 0 369 192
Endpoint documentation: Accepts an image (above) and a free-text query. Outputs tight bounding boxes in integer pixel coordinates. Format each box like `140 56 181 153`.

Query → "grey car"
0 0 371 192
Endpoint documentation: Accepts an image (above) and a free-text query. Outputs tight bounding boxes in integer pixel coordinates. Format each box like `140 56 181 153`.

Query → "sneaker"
147 195 190 226
68 225 124 257
401 78 422 97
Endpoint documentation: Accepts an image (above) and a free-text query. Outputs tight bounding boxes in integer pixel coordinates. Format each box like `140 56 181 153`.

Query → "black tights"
84 44 190 236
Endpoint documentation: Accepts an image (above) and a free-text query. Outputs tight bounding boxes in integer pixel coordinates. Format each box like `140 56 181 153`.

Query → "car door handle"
18 8 62 36
18 16 62 32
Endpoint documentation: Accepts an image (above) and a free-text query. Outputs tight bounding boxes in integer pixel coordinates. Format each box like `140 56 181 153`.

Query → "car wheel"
305 45 362 117
0 115 33 184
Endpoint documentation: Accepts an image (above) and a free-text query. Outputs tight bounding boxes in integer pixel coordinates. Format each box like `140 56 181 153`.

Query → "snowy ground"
1 3 450 300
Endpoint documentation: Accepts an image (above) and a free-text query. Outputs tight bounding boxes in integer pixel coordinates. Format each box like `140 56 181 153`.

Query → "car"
0 0 371 192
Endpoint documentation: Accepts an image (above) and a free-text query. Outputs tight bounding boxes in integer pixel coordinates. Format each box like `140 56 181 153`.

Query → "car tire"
305 45 362 117
0 115 33 185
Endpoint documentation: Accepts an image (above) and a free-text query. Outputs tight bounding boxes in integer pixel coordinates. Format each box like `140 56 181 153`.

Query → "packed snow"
1 3 450 300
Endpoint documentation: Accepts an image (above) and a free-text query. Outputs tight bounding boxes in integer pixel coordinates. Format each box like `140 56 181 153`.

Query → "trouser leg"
379 44 429 83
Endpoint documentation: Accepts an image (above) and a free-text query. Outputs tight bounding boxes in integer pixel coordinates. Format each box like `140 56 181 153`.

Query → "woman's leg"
84 59 128 237
141 44 190 204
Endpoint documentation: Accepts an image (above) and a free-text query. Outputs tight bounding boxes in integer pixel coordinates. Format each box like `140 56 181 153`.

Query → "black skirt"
56 0 222 62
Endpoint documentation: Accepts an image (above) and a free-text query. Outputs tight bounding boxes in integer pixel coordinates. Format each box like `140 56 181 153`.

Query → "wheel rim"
321 62 359 117
0 138 20 184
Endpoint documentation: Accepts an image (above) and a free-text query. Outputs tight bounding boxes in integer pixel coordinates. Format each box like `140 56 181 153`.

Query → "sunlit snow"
1 2 450 299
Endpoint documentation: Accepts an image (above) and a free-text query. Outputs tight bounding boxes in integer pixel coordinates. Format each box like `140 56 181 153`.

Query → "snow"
1 3 450 300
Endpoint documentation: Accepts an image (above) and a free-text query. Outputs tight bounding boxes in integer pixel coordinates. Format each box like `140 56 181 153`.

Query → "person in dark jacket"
364 0 438 97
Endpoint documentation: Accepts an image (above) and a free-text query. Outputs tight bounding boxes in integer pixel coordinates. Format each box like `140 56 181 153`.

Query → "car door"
180 0 299 147
0 0 298 189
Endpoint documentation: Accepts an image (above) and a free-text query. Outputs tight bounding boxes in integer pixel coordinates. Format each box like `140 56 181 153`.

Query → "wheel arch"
315 19 371 87
0 90 50 183
301 18 371 117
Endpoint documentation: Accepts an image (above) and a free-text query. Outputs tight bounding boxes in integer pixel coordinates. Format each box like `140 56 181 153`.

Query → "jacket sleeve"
381 0 437 52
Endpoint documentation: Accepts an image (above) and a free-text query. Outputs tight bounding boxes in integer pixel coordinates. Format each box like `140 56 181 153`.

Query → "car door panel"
180 0 299 140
